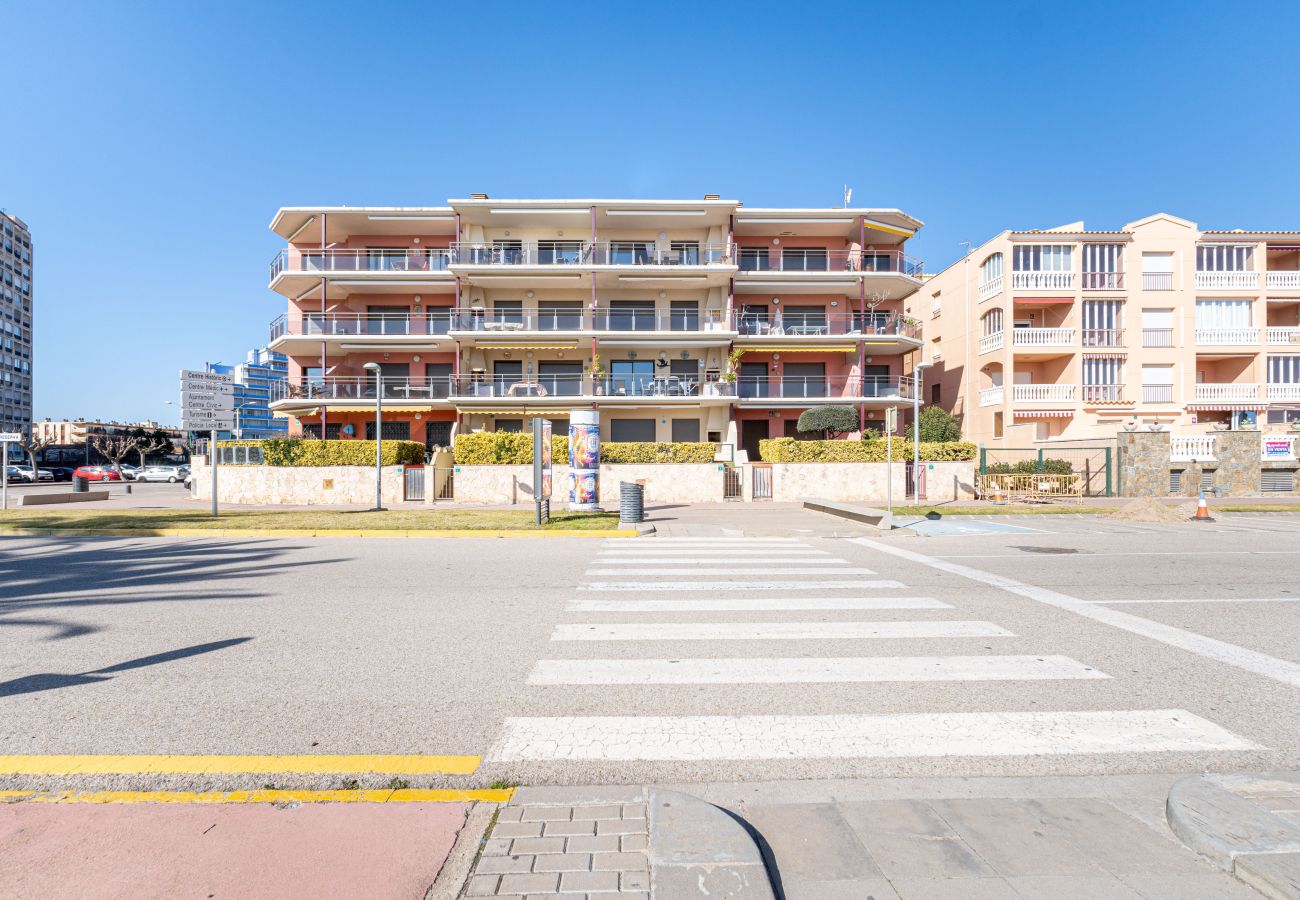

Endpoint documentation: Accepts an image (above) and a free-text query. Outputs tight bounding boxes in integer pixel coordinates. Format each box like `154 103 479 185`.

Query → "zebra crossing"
489 536 1257 765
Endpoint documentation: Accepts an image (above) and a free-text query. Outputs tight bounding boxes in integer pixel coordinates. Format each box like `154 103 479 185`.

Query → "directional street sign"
180 369 236 430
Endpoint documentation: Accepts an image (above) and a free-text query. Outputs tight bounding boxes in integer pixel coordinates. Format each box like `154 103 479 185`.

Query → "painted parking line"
898 519 1047 537
550 621 1013 641
0 788 513 804
528 655 1106 685
584 566 877 576
1088 597 1300 605
491 709 1256 761
604 538 804 545
596 548 829 556
0 754 480 776
578 580 905 592
566 597 952 612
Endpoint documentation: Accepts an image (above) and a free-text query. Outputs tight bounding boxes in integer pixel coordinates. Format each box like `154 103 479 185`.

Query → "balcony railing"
1082 384 1124 403
272 377 456 403
1011 271 1074 290
978 275 1003 302
269 248 452 280
1266 271 1300 289
1196 271 1258 289
1141 272 1174 291
733 311 919 339
1194 383 1258 401
1267 383 1300 401
1081 272 1125 290
1082 328 1123 348
1171 436 1216 462
1012 327 1074 347
1142 384 1174 403
736 249 923 277
1142 328 1175 348
736 375 913 401
273 374 739 402
979 386 1004 406
1195 327 1259 345
1267 327 1300 345
270 312 457 340
453 307 728 333
448 241 734 267
1012 384 1075 402
979 331 1004 354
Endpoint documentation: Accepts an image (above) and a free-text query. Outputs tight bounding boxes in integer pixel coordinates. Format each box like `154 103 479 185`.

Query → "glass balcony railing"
734 311 920 339
270 248 453 280
448 242 734 266
736 249 922 276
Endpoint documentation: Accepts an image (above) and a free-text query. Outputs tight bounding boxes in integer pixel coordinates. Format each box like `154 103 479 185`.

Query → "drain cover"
1014 546 1080 554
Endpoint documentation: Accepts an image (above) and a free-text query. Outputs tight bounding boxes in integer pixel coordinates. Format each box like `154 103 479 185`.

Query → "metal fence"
752 464 773 500
723 466 742 500
979 444 1114 497
403 466 425 501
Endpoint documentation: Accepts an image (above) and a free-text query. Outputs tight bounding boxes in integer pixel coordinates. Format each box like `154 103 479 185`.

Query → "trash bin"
71 476 88 493
619 481 644 524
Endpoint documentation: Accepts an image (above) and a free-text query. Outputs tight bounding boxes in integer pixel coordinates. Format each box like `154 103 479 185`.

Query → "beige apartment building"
915 213 1300 446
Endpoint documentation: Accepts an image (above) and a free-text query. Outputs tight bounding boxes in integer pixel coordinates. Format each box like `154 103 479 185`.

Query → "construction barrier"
976 472 1083 504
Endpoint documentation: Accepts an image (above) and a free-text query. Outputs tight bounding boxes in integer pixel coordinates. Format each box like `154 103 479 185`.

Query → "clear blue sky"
6 1 1299 426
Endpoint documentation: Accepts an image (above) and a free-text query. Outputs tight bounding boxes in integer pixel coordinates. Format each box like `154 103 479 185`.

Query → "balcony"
448 241 734 267
979 386 1004 406
1011 271 1074 290
978 275 1003 302
733 311 920 340
1267 271 1300 289
1141 272 1174 291
979 331 1004 354
269 248 452 282
1082 328 1124 348
1142 384 1174 404
1196 271 1258 289
735 375 913 405
1267 383 1300 401
1195 327 1259 345
1011 384 1075 402
1082 384 1124 403
271 377 456 405
1142 328 1175 348
1194 383 1258 402
272 374 737 406
1267 327 1300 345
1012 327 1075 348
736 249 922 277
1082 272 1124 290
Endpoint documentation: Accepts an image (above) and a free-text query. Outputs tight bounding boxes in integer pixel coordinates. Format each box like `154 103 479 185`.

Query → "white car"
10 464 53 482
137 465 187 483
117 464 140 481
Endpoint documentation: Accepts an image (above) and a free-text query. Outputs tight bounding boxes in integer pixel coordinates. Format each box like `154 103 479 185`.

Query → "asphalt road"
2 508 1298 789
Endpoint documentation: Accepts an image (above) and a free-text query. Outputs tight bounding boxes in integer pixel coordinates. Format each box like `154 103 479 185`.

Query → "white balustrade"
1195 271 1258 289
1267 383 1300 401
1195 327 1258 345
979 331 1004 354
1012 327 1075 347
979 387 1004 406
1194 383 1258 401
1267 271 1300 289
1170 436 1216 462
1011 384 1075 402
1267 327 1300 345
1011 271 1075 290
978 275 1003 302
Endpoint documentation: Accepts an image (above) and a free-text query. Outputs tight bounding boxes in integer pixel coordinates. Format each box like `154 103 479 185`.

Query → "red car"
72 466 123 482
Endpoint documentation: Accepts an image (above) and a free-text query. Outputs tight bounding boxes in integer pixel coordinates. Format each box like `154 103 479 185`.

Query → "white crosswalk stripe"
580 579 904 591
584 567 878 576
567 597 951 612
550 621 1013 641
593 557 846 565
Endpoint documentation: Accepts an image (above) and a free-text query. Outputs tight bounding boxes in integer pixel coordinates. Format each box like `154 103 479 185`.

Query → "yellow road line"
0 788 514 804
0 754 480 776
0 527 633 539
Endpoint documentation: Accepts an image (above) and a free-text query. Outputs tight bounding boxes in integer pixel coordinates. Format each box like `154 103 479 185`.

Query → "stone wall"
454 464 726 505
1212 429 1260 497
190 461 407 506
1118 431 1171 497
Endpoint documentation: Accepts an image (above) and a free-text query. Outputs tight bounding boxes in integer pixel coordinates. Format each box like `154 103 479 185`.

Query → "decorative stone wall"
1212 429 1261 497
189 461 407 506
1118 431 1171 497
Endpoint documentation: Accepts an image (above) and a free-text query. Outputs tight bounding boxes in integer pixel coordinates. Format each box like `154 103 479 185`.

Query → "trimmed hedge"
758 438 978 463
216 439 425 466
452 432 716 465
986 458 1073 475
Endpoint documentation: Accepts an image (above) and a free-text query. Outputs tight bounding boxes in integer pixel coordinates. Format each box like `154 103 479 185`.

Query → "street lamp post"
912 362 933 501
362 362 386 511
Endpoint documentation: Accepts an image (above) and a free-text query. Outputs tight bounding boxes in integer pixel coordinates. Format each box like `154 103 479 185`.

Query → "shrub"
985 457 1074 475
758 438 978 463
601 442 716 464
905 406 963 442
796 405 859 439
453 432 716 465
217 439 425 466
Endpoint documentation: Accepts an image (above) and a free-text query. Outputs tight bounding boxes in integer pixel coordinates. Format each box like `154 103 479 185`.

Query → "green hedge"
758 438 978 463
452 432 716 465
986 458 1073 475
216 439 425 466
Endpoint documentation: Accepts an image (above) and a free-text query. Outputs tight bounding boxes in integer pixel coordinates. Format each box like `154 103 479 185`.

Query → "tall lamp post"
912 361 933 501
362 362 386 511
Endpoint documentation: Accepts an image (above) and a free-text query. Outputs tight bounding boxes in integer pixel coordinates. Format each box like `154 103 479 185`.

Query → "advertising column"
568 409 601 511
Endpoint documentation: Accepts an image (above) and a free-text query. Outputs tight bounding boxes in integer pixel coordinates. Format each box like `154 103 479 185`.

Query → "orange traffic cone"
992 484 1007 506
1190 492 1215 523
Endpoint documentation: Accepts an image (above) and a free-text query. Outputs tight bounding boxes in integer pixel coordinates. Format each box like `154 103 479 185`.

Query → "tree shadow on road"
0 637 253 698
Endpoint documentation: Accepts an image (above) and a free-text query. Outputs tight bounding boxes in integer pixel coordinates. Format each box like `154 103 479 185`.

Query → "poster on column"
568 409 601 510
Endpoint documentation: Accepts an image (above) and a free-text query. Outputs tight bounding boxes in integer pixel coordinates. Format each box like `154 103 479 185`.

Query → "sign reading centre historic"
180 369 235 430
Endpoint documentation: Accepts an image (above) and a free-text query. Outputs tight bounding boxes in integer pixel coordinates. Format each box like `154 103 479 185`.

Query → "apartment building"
916 213 1300 445
0 210 33 434
266 196 924 460
206 346 289 439
34 419 187 446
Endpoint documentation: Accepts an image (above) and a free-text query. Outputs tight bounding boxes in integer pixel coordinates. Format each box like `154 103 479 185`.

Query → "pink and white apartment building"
266 196 924 460
914 213 1300 446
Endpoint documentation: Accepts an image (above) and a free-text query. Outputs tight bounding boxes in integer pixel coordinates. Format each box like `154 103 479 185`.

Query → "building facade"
207 346 289 439
34 419 187 446
266 197 924 459
916 213 1300 446
0 210 33 435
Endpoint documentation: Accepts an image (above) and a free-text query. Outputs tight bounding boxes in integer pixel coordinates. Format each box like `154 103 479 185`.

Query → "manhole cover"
1013 546 1080 554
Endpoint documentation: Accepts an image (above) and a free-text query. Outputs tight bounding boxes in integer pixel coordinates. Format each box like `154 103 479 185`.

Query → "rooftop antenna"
843 185 853 207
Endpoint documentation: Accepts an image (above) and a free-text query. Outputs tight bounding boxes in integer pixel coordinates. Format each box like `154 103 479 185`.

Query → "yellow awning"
861 218 914 238
740 345 858 353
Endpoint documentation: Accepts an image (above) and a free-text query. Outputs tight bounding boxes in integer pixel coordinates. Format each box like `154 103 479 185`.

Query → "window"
931 384 941 405
669 300 700 331
495 419 523 433
1082 299 1123 346
982 308 1004 336
609 241 653 265
738 304 770 335
611 418 656 441
1269 356 1300 385
1142 309 1174 347
1082 357 1123 401
608 360 653 395
781 305 827 335
366 305 408 335
1141 365 1174 404
1141 252 1174 290
1195 299 1251 328
671 418 700 442
365 420 411 441
1013 245 1071 272
739 247 770 271
781 247 828 271
670 241 700 265
1197 245 1253 272
979 253 1003 285
1083 244 1124 288
538 301 583 330
607 300 655 331
537 241 584 264
993 412 1003 438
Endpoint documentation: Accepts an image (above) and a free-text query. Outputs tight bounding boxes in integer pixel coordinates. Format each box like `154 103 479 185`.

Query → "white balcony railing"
1267 271 1300 289
1194 383 1258 401
1171 436 1216 462
1267 327 1300 345
1012 327 1075 347
1195 327 1259 345
1011 271 1074 290
1142 384 1174 404
1267 383 1300 401
1196 271 1259 289
1141 272 1174 291
978 275 1003 302
979 331 1004 354
1012 384 1075 402
979 386 1004 406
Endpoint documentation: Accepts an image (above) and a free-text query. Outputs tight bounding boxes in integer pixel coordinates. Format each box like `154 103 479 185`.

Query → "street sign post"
180 371 234 516
0 431 20 511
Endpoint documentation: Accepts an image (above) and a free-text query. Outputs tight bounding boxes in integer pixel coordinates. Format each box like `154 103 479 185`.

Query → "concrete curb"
0 527 634 540
1167 772 1300 899
802 498 892 530
648 789 775 899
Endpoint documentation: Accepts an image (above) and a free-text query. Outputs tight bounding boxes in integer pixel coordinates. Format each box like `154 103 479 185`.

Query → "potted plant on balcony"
719 348 744 394
591 354 606 395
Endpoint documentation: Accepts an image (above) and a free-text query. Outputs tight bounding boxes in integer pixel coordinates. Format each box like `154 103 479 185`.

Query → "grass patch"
487 778 519 791
0 508 622 533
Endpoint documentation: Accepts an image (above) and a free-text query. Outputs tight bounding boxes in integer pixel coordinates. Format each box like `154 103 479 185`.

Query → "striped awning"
1013 409 1074 418
1083 352 1126 359
740 345 858 353
1185 403 1267 411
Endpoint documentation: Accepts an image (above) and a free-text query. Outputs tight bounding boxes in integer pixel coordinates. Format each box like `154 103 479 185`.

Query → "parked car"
48 467 75 481
4 465 27 483
137 465 188 483
71 465 122 482
117 464 140 481
11 464 54 482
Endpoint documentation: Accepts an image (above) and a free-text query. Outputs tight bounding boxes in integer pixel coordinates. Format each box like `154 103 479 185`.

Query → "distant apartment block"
34 419 186 446
0 210 33 434
266 196 925 459
207 346 289 439
914 213 1300 445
